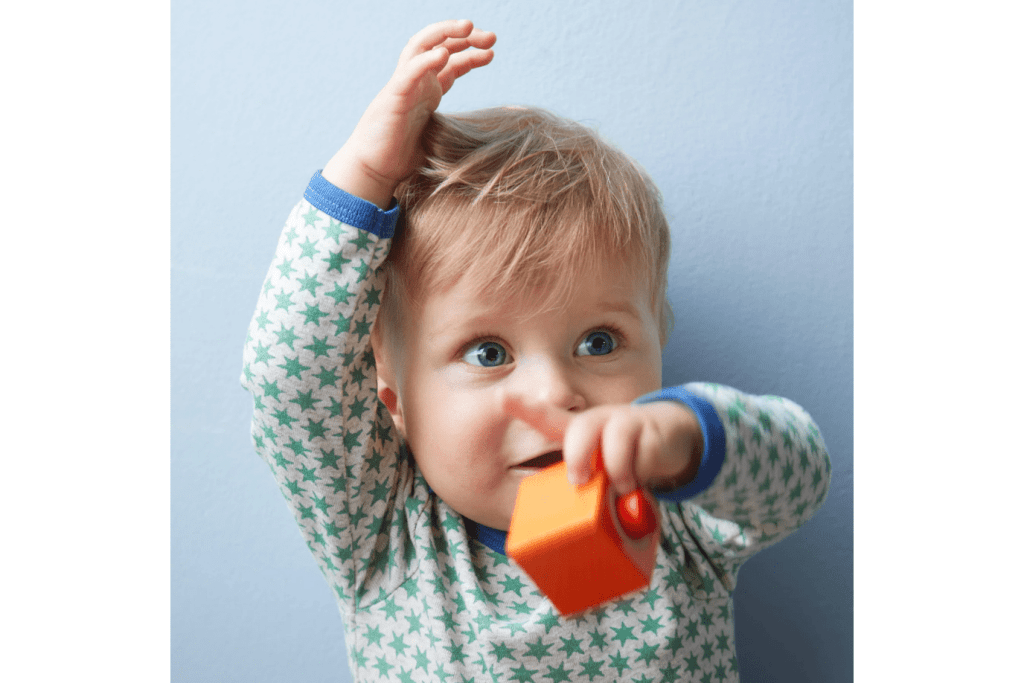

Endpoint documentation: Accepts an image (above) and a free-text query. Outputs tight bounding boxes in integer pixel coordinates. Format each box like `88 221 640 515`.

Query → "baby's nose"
502 393 571 442
510 359 586 416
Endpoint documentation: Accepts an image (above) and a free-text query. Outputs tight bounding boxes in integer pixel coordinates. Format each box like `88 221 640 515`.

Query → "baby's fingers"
438 27 497 56
596 412 645 496
562 409 609 487
437 46 495 94
400 19 475 63
563 407 648 494
385 46 450 101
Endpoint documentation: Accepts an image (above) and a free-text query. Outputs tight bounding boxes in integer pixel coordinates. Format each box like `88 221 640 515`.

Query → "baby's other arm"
504 384 830 560
667 383 831 560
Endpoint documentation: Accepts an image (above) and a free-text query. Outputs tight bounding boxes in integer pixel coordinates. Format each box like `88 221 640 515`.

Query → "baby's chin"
464 508 512 532
452 499 514 533
428 479 519 532
415 466 516 531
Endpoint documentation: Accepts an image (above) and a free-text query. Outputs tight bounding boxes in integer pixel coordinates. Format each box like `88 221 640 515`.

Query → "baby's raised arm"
241 21 493 614
322 19 495 208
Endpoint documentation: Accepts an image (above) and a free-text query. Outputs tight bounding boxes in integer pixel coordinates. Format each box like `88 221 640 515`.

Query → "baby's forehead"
430 256 654 322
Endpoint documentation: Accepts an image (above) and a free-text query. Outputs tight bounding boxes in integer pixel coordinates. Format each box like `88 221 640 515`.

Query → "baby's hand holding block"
506 460 660 615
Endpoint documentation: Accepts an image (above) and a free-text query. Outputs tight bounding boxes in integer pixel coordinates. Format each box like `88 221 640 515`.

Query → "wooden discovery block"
506 461 660 615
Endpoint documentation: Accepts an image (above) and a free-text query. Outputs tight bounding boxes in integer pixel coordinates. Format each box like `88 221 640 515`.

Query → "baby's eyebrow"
433 311 505 333
600 301 641 317
588 300 644 323
423 311 506 344
428 299 643 339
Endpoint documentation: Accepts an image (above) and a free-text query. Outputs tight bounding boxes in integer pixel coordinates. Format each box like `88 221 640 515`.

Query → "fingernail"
568 468 588 487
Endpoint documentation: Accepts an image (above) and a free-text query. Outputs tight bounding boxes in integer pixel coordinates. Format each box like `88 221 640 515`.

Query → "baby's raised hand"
323 20 496 208
505 397 703 497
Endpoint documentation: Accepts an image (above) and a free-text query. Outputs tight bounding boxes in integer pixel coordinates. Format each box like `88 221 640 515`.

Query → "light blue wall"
172 1 851 681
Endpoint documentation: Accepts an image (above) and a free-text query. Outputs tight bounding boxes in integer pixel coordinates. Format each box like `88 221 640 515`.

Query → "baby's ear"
370 323 406 435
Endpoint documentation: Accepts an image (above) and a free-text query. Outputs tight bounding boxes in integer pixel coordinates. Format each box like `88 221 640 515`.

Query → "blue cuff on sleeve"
303 170 400 239
635 386 726 502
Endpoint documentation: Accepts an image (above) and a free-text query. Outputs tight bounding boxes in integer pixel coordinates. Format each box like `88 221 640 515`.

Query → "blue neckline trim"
302 170 400 239
465 518 509 555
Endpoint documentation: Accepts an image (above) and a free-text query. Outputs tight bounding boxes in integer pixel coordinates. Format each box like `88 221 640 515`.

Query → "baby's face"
383 262 663 530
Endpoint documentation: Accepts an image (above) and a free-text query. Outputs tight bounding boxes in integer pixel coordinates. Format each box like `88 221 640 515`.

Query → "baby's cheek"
450 392 506 441
624 361 662 400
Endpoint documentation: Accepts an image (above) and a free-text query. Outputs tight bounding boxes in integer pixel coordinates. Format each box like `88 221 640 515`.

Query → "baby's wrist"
322 145 397 210
642 401 703 491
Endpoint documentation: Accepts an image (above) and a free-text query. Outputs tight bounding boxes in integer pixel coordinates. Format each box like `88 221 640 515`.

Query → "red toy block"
506 460 660 615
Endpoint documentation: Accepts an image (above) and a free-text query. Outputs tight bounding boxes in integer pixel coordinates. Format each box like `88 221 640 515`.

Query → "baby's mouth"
515 451 564 470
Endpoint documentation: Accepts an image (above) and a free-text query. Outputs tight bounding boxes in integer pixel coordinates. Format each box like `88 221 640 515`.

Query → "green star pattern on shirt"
240 196 832 682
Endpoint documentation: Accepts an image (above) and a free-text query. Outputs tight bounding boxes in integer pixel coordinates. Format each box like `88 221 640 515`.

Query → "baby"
243 19 829 682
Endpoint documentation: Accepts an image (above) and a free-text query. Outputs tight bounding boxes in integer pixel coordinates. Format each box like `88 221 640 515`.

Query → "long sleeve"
640 382 831 595
240 172 418 612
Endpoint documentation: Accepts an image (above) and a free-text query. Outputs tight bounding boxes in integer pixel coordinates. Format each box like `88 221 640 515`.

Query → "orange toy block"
506 461 660 615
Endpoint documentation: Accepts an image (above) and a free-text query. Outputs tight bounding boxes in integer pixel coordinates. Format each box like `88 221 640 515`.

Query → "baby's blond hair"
379 106 672 349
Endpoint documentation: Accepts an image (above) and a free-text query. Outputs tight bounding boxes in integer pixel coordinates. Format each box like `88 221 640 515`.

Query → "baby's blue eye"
464 341 508 367
577 330 617 356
